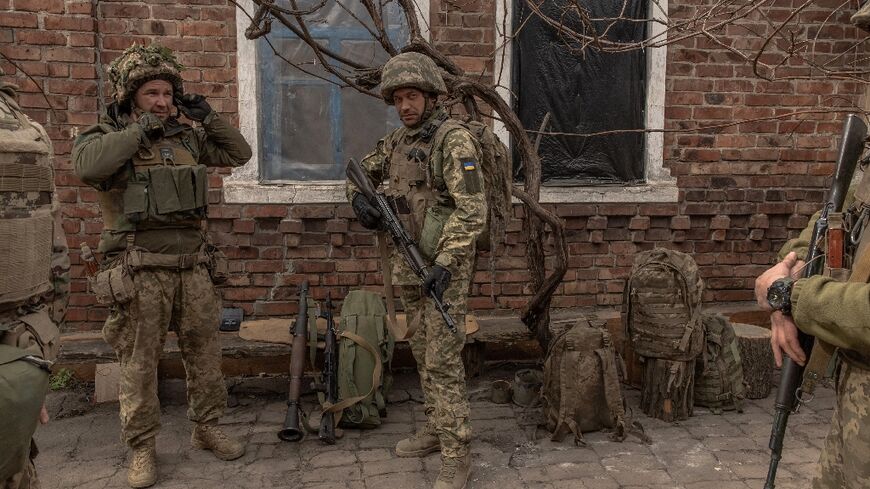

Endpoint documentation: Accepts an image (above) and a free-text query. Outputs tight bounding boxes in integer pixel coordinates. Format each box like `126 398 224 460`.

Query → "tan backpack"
623 248 705 361
541 320 649 446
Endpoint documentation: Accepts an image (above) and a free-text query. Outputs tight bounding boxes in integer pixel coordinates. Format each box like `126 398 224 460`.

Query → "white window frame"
493 0 675 203
226 0 431 204
226 0 675 204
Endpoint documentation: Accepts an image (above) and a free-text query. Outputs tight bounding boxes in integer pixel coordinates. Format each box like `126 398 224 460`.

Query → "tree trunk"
640 357 695 421
733 322 774 400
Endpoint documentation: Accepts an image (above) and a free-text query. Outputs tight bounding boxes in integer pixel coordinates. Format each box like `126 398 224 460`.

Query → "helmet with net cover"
379 52 446 104
107 44 184 107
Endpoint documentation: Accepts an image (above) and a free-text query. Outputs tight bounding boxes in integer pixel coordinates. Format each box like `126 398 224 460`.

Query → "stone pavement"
34 366 834 489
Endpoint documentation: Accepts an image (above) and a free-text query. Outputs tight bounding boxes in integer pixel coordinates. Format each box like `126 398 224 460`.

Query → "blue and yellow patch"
461 158 482 194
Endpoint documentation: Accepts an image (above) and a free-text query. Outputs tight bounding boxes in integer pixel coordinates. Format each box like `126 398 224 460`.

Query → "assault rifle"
278 281 308 442
764 114 867 488
314 293 339 445
346 158 457 333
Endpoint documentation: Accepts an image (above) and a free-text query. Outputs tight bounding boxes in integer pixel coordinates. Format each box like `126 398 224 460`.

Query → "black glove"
352 193 382 230
136 112 164 142
423 265 451 302
175 93 213 122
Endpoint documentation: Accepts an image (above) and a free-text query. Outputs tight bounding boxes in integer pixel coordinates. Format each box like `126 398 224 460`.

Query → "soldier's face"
393 87 427 127
133 79 174 121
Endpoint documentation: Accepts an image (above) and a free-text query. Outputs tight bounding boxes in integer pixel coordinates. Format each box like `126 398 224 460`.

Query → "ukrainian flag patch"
461 158 482 194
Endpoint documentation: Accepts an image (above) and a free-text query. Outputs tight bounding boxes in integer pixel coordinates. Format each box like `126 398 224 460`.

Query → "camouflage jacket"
72 108 251 254
347 107 487 279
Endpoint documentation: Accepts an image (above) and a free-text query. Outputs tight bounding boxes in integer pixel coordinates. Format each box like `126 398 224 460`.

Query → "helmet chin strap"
413 94 437 128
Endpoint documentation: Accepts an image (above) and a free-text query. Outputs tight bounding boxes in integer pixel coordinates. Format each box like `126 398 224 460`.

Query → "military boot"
395 424 440 457
127 438 157 488
852 2 870 32
191 423 245 461
433 452 471 489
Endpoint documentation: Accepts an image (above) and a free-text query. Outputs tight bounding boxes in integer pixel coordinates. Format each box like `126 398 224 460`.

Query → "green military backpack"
541 320 649 446
694 312 745 414
623 248 705 361
336 290 395 429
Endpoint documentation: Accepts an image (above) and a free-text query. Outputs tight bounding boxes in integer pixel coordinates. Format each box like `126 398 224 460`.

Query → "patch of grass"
49 368 76 391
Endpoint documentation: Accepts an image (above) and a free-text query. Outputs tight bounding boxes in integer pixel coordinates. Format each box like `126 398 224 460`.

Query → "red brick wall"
0 0 865 331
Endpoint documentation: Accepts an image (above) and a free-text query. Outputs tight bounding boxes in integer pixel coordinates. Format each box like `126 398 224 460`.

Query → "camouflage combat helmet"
380 52 446 104
107 44 184 106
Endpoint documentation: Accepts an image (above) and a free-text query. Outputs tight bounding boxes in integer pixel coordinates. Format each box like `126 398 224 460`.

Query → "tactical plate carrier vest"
0 85 54 310
100 129 207 237
385 112 456 261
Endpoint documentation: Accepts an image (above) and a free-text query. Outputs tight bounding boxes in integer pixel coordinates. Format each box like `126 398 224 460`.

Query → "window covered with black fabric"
512 0 647 185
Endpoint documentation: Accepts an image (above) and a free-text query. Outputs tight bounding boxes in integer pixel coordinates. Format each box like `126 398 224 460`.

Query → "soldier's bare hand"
770 311 806 367
754 252 799 310
39 403 49 424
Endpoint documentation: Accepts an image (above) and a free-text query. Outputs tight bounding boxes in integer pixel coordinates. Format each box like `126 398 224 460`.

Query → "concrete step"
56 302 760 381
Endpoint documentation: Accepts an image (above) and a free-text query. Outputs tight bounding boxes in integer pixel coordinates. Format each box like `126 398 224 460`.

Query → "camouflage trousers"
813 361 870 489
103 264 226 448
399 261 472 459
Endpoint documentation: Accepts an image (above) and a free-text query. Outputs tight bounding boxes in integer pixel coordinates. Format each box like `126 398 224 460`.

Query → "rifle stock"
346 158 457 333
764 113 867 488
278 281 308 442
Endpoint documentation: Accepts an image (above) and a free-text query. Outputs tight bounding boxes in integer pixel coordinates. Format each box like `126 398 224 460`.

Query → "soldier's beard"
405 97 436 129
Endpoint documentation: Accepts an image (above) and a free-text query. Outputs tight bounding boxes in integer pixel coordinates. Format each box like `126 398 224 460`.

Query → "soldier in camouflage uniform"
72 44 252 488
755 190 870 488
0 67 69 489
346 52 487 489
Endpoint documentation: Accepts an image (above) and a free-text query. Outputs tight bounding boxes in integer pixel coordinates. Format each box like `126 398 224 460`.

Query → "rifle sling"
378 232 412 340
800 219 870 396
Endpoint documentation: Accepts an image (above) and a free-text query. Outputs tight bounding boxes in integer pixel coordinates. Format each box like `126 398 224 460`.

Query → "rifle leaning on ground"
764 114 867 488
346 157 457 333
278 281 309 442
313 293 339 445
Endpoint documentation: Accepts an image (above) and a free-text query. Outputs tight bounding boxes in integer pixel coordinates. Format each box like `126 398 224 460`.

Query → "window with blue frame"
257 2 409 181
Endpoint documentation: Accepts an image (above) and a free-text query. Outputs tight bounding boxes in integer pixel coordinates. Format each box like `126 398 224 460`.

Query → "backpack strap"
549 334 586 446
317 330 383 423
595 332 627 442
550 351 584 446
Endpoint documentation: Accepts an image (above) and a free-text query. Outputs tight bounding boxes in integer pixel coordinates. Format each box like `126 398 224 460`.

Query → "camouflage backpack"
542 320 646 445
335 290 395 429
430 118 512 251
694 312 745 413
623 248 705 361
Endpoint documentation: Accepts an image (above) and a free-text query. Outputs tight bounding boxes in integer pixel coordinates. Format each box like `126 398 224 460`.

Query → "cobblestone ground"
34 367 835 489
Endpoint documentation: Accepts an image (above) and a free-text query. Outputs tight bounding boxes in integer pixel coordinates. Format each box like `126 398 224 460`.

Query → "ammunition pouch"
203 243 228 285
123 164 208 226
0 306 60 362
90 261 135 306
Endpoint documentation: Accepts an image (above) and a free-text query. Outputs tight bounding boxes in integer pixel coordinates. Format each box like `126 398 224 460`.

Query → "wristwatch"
766 277 795 315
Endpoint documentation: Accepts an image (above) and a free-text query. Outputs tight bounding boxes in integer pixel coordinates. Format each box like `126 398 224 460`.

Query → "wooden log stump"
732 322 774 399
640 358 695 421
